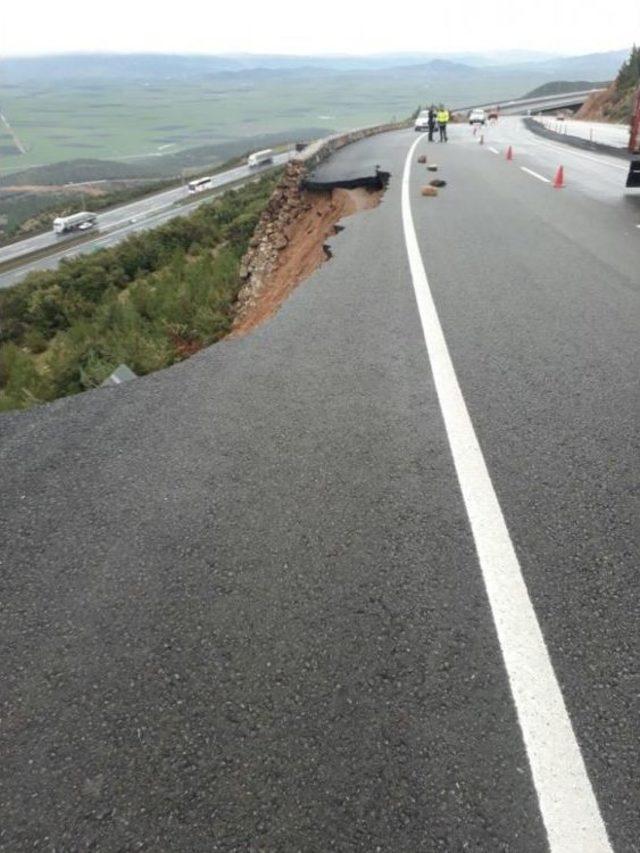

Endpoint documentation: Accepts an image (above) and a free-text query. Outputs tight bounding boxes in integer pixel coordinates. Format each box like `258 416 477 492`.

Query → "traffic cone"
506 145 513 161
479 133 484 145
552 165 565 188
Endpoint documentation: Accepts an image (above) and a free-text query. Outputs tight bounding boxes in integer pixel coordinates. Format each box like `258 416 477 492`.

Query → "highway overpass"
455 87 607 115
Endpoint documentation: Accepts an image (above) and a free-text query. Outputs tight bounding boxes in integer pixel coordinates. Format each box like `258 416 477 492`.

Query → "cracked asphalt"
1 121 638 851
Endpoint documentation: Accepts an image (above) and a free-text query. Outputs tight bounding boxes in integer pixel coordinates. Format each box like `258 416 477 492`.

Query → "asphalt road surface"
0 151 292 274
472 116 634 203
1 119 638 851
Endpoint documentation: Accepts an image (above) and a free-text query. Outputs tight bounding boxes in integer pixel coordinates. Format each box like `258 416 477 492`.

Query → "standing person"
437 105 450 142
427 106 436 142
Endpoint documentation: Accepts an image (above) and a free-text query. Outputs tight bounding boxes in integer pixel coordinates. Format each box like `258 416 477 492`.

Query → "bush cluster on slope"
0 173 280 412
610 45 640 122
524 81 609 99
578 46 640 123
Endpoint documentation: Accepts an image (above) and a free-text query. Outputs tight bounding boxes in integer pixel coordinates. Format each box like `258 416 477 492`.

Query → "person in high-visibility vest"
437 106 450 142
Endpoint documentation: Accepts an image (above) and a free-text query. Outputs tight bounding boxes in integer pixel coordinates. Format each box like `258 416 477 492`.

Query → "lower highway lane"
0 151 292 282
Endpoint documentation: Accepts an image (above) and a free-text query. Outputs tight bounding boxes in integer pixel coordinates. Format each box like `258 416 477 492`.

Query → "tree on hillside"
615 45 640 93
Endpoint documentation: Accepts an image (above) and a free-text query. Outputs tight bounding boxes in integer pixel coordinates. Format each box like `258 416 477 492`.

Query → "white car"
414 110 431 132
469 109 487 125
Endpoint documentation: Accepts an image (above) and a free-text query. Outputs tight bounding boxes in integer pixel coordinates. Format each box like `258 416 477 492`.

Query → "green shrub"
0 172 280 411
0 343 53 409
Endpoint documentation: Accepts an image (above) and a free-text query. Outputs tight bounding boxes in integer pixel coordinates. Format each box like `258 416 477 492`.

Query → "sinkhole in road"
231 179 388 336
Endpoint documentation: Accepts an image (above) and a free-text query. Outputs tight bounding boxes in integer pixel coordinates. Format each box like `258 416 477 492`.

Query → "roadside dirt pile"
233 161 382 335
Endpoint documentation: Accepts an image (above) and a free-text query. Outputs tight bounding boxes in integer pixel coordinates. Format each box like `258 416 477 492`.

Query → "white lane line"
488 146 499 154
402 134 612 852
520 166 551 184
521 134 628 172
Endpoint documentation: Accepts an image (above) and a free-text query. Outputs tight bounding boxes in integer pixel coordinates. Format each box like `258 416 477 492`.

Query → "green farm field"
0 49 626 183
0 76 399 177
0 61 577 179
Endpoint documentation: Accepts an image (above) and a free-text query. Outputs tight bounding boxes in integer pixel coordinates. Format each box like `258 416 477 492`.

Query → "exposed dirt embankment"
575 84 617 120
575 81 635 125
232 162 383 335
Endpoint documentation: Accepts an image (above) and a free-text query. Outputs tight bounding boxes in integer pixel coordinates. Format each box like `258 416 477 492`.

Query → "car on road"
468 109 487 125
414 110 431 132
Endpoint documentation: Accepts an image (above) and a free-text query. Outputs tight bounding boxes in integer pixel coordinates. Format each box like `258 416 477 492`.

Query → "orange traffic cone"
506 145 513 161
552 165 565 188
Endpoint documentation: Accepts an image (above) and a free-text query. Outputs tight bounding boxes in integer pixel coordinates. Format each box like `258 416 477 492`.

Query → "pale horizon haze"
2 0 639 58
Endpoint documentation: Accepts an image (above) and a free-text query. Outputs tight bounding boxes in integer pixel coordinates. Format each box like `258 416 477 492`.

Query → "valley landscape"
0 49 625 243
1 49 627 177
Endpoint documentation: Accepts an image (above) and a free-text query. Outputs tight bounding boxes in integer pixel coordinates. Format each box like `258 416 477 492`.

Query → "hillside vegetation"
0 173 279 412
576 46 639 123
524 80 608 98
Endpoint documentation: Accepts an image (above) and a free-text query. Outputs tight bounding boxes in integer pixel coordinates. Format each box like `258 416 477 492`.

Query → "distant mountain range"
2 49 629 84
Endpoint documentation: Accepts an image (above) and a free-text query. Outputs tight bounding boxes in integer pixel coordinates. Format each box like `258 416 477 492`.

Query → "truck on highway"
414 110 431 132
52 211 97 235
247 149 274 168
626 86 640 188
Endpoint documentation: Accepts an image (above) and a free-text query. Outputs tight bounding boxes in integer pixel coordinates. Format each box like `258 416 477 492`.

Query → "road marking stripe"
402 133 612 852
521 132 628 172
520 166 551 183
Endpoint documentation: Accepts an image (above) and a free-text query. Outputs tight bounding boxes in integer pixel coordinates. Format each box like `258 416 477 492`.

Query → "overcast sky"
2 0 638 57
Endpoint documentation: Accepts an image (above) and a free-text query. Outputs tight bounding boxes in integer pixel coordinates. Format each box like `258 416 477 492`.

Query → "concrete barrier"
294 118 413 169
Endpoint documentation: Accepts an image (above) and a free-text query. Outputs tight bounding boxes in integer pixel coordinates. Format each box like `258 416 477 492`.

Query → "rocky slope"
576 47 639 123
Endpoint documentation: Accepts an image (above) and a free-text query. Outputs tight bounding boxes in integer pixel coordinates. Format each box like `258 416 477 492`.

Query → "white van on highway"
468 109 487 125
248 149 274 168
